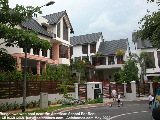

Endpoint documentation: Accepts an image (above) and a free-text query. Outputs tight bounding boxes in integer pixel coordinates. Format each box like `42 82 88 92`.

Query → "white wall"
0 93 75 104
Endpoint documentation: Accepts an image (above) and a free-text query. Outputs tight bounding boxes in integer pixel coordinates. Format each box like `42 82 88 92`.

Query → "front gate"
78 84 87 100
103 83 124 98
136 83 150 96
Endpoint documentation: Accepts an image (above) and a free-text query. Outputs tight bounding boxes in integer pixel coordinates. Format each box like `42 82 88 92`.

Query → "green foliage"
153 76 160 82
86 98 98 104
137 0 160 48
0 0 51 72
120 59 138 83
71 58 88 83
0 48 17 71
114 53 139 84
55 65 75 99
41 64 55 81
113 72 121 83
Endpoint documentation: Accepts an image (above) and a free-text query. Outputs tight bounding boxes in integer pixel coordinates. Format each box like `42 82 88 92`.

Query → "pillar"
37 61 40 75
67 47 70 60
122 82 127 97
74 83 79 99
148 82 153 94
130 81 136 99
17 57 21 71
52 43 59 63
42 62 46 73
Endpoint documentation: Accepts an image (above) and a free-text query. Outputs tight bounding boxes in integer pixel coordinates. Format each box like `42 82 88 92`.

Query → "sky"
9 0 159 50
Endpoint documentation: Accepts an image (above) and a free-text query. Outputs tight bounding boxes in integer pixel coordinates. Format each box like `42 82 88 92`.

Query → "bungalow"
0 10 74 74
70 32 130 82
132 32 160 80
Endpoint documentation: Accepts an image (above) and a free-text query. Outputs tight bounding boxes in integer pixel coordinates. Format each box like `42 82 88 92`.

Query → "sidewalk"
103 96 149 104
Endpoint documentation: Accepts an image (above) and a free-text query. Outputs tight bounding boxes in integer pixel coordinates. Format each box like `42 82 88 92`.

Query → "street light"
22 1 55 113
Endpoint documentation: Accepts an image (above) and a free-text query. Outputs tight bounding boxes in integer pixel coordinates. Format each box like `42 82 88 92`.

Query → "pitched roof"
21 18 52 37
70 32 103 45
43 11 74 33
137 38 152 49
98 39 128 55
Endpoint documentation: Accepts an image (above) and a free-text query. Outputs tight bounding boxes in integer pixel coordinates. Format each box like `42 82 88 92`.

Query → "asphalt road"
38 101 154 120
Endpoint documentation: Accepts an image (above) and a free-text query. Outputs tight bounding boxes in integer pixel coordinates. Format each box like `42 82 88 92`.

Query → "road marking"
110 111 149 119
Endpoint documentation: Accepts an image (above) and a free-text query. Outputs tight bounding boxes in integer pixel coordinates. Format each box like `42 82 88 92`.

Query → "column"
37 61 40 75
148 82 153 94
122 83 127 97
74 83 79 99
42 62 46 73
17 57 21 71
67 47 70 60
52 43 59 63
130 81 136 99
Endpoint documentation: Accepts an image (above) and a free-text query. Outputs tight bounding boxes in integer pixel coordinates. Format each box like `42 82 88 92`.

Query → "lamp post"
22 1 55 113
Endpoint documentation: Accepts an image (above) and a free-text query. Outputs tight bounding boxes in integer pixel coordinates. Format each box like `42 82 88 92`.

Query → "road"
39 101 153 120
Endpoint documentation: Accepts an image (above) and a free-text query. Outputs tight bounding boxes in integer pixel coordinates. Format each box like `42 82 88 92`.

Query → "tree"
0 48 16 71
0 0 51 71
55 65 75 99
114 53 139 84
137 0 160 48
120 55 139 83
71 59 88 83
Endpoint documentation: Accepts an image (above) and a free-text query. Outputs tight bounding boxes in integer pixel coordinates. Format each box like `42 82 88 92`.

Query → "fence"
0 81 75 99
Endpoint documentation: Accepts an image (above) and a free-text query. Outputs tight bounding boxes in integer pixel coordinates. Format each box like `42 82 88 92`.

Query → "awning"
146 74 160 76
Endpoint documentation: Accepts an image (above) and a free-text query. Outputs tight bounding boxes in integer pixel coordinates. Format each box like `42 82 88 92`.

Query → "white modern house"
0 10 74 74
70 32 130 82
132 32 160 80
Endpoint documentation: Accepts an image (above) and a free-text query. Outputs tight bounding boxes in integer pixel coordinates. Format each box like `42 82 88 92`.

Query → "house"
0 10 74 74
132 32 160 80
70 32 130 82
95 38 130 81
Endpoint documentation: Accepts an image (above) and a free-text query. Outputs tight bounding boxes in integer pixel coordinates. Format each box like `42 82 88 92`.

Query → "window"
63 18 68 41
108 56 114 65
146 52 155 68
33 48 39 55
23 48 30 53
42 50 47 57
90 44 96 53
59 45 68 58
42 25 47 31
82 45 88 54
57 22 60 38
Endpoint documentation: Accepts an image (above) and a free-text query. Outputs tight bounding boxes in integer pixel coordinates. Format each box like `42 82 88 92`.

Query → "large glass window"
59 45 68 58
63 19 68 41
82 45 88 54
146 52 155 68
108 56 115 65
57 22 60 38
90 44 96 53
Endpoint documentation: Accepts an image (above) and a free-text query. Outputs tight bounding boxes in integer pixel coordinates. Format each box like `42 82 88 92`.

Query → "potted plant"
116 49 125 64
94 52 101 65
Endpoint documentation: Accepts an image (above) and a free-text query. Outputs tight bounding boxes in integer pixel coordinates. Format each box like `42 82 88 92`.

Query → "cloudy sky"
9 0 159 50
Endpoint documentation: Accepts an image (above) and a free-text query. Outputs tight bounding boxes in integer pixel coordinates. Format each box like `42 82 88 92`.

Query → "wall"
0 93 75 104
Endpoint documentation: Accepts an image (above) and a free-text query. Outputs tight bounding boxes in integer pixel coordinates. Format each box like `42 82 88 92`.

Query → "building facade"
0 11 73 74
70 32 130 82
132 32 160 80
